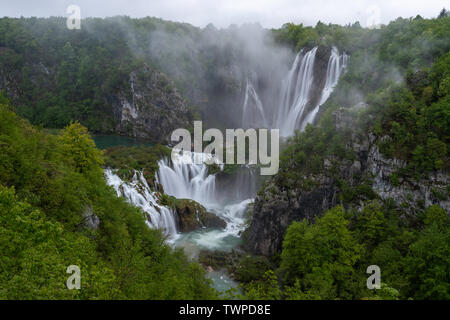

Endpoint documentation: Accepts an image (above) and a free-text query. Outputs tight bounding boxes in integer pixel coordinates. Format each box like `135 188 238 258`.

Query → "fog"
1 0 448 28
110 19 294 128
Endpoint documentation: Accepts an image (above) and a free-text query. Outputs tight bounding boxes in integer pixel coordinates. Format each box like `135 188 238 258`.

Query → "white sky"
0 0 448 28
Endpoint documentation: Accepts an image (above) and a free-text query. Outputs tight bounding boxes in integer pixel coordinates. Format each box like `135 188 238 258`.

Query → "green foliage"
274 200 449 300
0 17 186 133
233 255 272 284
423 205 449 226
103 145 171 183
276 108 355 190
242 270 282 300
58 122 104 174
280 206 361 299
0 105 217 299
405 223 450 299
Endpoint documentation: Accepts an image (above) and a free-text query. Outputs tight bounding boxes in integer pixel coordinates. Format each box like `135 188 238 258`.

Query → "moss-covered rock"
166 197 226 232
103 144 170 184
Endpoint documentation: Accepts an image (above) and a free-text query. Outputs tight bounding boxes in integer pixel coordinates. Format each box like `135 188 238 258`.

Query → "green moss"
103 144 170 184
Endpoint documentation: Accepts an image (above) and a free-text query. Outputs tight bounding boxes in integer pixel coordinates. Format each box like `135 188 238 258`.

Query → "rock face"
244 176 339 256
109 64 191 143
170 198 226 232
81 206 100 231
0 51 191 143
368 143 449 212
245 109 449 256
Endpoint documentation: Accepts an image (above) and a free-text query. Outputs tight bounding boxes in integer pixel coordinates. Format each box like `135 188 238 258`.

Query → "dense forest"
241 10 450 300
0 9 449 300
0 98 217 299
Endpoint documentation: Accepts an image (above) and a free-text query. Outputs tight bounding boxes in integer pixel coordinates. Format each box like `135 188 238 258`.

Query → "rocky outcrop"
80 206 100 231
109 64 191 143
245 108 449 256
169 198 226 232
367 141 449 212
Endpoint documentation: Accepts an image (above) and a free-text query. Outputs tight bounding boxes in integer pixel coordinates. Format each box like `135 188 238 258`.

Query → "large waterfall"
241 46 348 136
300 46 349 131
157 151 256 251
105 169 179 238
157 152 219 208
275 47 318 136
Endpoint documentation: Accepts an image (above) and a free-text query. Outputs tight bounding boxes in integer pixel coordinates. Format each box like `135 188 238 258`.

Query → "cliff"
245 108 449 256
108 64 191 143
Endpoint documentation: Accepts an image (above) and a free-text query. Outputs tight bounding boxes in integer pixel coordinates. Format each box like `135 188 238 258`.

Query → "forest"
0 8 449 300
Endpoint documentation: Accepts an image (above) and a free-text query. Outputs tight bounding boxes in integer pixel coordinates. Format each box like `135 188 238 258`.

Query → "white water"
241 46 348 136
157 151 220 209
275 47 318 136
104 150 255 255
105 169 179 239
300 46 349 131
157 151 255 254
242 73 268 129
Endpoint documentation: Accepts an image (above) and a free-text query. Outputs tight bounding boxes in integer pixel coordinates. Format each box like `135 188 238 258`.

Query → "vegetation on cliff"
242 203 449 300
0 101 217 299
244 12 449 300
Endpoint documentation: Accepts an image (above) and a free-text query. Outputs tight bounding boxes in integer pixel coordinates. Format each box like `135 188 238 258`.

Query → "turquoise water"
206 270 240 295
93 135 154 149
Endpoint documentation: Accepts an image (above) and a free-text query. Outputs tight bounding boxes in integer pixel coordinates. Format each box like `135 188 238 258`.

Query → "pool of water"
206 270 240 295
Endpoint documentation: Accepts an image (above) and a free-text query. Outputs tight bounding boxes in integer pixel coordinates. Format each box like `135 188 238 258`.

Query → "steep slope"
0 101 217 299
245 108 449 256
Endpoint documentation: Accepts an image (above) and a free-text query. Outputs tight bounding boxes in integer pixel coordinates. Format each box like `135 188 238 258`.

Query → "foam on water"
105 169 179 241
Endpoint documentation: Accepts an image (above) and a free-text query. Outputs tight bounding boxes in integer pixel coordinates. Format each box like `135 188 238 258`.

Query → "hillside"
0 11 449 301
0 100 217 299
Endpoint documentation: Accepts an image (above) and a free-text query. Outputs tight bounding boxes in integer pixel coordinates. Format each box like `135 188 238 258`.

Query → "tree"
405 223 450 299
280 206 362 299
57 122 104 174
438 8 449 19
243 270 282 300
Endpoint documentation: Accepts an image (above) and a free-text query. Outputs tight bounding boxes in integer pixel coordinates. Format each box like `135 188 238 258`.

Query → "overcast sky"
0 0 448 28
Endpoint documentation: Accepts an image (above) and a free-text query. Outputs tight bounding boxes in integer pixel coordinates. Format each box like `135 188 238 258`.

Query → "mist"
2 0 449 29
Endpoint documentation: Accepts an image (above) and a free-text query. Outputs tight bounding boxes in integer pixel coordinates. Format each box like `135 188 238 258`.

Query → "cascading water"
241 46 348 137
242 73 268 129
105 169 178 239
157 151 219 208
275 47 318 136
156 150 256 253
300 46 349 131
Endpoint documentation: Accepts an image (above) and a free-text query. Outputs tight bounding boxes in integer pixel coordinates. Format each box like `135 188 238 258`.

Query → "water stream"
102 46 349 293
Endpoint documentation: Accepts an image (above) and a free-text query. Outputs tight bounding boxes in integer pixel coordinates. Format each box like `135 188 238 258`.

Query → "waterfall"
105 169 178 238
156 151 220 208
275 47 318 136
157 150 256 250
240 46 348 136
300 46 348 130
242 73 268 129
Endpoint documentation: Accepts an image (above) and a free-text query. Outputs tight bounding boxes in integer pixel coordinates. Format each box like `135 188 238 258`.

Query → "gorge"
99 45 352 291
0 13 449 300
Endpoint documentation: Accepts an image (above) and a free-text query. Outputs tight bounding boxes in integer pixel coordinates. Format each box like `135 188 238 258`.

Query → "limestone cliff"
108 64 191 143
245 108 449 256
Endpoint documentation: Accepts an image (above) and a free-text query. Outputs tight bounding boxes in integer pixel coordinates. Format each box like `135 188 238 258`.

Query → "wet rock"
169 198 226 232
